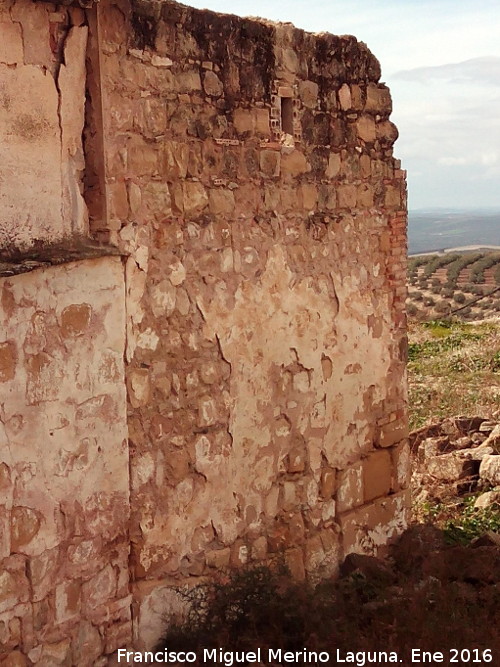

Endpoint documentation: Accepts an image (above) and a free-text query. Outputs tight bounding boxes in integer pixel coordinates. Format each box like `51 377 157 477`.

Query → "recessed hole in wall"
281 97 294 135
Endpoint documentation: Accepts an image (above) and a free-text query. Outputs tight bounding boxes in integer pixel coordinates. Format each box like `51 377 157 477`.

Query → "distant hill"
408 209 500 255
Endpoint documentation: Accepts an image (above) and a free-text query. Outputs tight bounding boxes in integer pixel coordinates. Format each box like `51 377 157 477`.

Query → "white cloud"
438 157 468 166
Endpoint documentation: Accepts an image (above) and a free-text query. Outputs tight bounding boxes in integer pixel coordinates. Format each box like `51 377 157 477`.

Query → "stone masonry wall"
95 0 409 649
0 258 130 664
0 0 89 254
0 0 408 659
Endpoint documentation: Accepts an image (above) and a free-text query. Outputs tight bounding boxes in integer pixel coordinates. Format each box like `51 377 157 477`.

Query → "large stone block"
363 450 392 502
208 189 235 215
340 491 409 556
259 150 280 177
479 455 500 486
336 463 363 513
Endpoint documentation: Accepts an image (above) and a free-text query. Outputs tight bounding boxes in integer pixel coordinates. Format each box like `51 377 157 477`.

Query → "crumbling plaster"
0 0 88 254
0 257 130 663
0 0 409 660
92 0 409 650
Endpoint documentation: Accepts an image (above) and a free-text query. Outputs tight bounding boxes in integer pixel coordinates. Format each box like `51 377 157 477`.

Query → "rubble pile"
410 416 500 505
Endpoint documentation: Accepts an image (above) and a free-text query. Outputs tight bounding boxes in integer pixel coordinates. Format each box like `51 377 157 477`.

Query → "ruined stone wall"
0 0 408 659
0 0 89 254
0 258 130 664
95 0 409 648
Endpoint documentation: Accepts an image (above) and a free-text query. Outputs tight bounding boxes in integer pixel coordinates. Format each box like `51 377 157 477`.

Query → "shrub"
422 253 459 278
423 296 435 307
453 292 466 304
469 253 500 284
441 496 500 545
155 558 500 661
447 253 484 283
409 256 429 272
407 303 419 316
434 300 450 314
495 264 500 285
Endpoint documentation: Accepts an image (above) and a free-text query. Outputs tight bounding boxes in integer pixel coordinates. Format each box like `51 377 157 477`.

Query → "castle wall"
0 0 409 659
0 0 88 254
95 0 409 649
0 257 130 664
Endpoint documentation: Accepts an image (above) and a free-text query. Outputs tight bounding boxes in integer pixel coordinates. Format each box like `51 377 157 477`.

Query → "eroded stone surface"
0 257 128 658
0 0 408 659
0 1 89 253
94 0 408 651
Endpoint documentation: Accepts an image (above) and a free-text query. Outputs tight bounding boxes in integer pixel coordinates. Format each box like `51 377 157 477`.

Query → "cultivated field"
407 251 500 321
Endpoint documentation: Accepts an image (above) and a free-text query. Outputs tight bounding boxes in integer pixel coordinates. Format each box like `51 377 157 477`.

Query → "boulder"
340 553 396 585
482 424 500 449
459 445 494 461
423 545 500 584
473 490 500 509
479 455 500 486
427 452 476 482
470 531 500 548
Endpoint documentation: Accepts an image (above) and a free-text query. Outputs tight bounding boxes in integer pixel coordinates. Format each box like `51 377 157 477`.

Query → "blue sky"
186 0 500 210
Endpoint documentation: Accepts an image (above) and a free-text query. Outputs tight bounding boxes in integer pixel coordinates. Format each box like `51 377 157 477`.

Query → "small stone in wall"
206 548 230 569
338 84 352 111
299 80 319 109
320 468 336 499
10 506 41 551
203 70 224 97
168 259 186 286
259 150 280 177
288 447 306 473
60 303 92 337
208 189 235 215
363 450 392 502
128 369 151 408
151 55 173 67
0 341 17 382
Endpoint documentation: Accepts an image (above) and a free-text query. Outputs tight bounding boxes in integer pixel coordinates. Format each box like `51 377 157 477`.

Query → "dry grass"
408 319 500 430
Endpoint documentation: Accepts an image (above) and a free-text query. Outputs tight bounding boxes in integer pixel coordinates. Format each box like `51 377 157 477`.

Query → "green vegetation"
408 320 500 430
446 253 484 284
408 251 500 291
414 495 500 545
422 253 459 278
406 251 500 320
444 501 500 545
495 264 500 284
470 254 500 283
